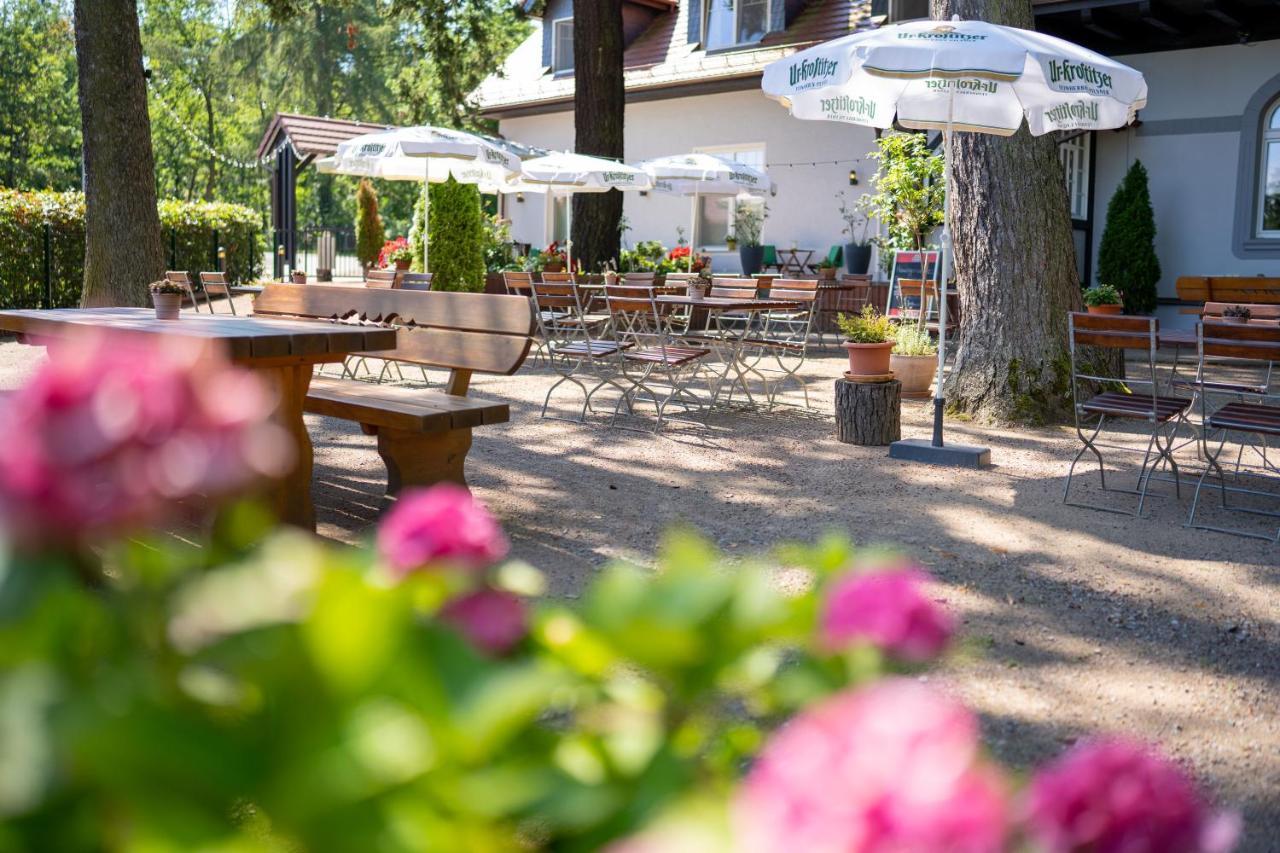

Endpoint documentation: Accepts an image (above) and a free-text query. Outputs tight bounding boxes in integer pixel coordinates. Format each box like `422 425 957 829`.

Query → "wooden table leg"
256 362 317 530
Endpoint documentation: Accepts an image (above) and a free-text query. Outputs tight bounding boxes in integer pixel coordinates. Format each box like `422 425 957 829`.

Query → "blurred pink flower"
0 332 289 547
377 484 508 576
820 567 954 661
1027 737 1240 853
441 587 528 655
735 679 1008 853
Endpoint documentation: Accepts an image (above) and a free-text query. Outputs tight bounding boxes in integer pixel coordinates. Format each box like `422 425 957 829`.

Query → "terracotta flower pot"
152 292 182 320
843 340 895 376
543 261 565 273
291 271 307 284
394 259 411 271
891 353 935 398
1086 304 1123 315
818 267 837 281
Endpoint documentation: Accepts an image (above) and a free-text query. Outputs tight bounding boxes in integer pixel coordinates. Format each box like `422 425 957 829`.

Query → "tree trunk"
73 0 166 307
571 0 624 272
931 0 1094 425
834 379 902 446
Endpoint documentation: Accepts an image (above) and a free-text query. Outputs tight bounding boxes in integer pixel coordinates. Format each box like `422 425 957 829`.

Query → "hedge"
0 190 263 309
426 178 485 293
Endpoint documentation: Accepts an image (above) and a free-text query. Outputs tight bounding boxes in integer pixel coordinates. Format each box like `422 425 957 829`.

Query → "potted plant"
541 242 567 273
734 202 768 277
837 305 896 377
149 279 185 320
838 192 874 275
890 320 938 398
1083 283 1124 315
1222 304 1252 324
290 270 307 284
689 269 712 301
856 134 944 279
378 237 414 271
726 232 737 251
817 257 839 281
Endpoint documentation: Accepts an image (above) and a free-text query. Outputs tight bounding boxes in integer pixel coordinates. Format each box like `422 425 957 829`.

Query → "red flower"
668 245 691 260
377 236 411 268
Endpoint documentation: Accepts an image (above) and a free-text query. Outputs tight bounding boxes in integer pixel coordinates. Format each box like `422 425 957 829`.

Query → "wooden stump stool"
834 378 901 446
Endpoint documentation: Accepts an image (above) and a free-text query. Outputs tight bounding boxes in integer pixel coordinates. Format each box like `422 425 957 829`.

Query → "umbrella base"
889 438 991 468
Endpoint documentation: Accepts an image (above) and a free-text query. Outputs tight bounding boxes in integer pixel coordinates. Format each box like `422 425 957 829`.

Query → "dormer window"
705 0 769 51
552 18 574 73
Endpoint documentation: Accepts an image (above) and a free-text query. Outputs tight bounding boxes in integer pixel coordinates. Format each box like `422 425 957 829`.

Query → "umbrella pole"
932 117 953 447
566 193 573 273
689 193 697 273
422 179 430 274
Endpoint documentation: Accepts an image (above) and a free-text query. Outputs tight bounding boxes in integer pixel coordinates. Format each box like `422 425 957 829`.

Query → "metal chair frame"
752 279 819 408
531 281 632 423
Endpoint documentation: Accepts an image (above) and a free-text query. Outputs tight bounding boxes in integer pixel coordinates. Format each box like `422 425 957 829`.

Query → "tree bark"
73 0 166 307
571 0 624 272
835 379 902 445
931 0 1091 425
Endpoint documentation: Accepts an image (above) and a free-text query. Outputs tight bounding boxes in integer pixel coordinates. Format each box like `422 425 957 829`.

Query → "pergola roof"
255 113 393 160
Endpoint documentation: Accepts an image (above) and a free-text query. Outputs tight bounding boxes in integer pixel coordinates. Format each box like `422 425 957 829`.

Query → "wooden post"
834 379 901 446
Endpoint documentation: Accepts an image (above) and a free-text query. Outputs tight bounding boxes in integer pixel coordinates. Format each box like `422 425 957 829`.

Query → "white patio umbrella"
636 153 775 272
316 126 524 271
762 15 1147 463
510 151 652 272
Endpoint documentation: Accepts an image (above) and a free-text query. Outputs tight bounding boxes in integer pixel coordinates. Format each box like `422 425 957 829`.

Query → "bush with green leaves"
0 190 262 308
837 305 896 344
858 132 945 273
892 320 938 356
355 178 385 271
427 178 486 292
1083 282 1122 307
1097 160 1161 315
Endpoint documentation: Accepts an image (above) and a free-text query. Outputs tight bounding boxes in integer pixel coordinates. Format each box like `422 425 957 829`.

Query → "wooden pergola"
255 113 392 278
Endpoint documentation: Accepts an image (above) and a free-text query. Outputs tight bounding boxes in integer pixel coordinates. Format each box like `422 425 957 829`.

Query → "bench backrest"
1177 276 1280 305
398 272 433 291
1202 302 1280 321
366 269 401 289
253 284 536 394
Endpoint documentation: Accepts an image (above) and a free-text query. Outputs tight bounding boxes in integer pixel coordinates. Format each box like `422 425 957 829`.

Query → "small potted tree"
817 256 839 282
734 203 768 276
725 231 737 251
837 191 873 275
149 279 185 320
837 305 896 377
1083 283 1123 315
890 320 937 398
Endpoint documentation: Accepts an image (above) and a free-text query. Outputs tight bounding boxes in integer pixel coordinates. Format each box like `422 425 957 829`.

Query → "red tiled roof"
255 113 393 159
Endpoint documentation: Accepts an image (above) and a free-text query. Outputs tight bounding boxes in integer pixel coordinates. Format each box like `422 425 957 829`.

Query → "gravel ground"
3 319 1278 848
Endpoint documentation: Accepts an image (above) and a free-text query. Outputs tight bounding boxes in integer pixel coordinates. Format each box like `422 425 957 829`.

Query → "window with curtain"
705 0 769 51
694 144 766 249
552 196 569 244
552 19 574 73
1058 133 1090 222
1261 100 1280 236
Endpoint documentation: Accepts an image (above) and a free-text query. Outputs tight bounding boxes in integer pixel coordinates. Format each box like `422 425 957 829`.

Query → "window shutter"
542 19 554 69
687 0 703 46
768 0 785 33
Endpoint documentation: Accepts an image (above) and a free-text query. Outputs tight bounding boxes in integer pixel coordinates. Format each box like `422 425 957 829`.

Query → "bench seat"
306 376 509 432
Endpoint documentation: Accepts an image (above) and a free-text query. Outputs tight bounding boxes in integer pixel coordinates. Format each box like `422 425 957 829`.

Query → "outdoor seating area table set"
1064 309 1280 542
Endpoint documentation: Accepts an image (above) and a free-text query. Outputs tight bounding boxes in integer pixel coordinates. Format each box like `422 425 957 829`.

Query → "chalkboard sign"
887 250 941 317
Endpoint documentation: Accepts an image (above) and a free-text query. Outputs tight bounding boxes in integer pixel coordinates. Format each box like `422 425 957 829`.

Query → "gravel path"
3 329 1277 848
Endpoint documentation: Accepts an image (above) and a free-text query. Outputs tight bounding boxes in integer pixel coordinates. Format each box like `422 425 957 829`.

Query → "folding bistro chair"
622 272 656 286
603 284 712 432
341 269 406 380
1063 312 1192 517
164 270 205 313
397 272 433 291
1186 321 1280 542
531 280 631 422
198 271 236 315
753 278 819 407
502 271 534 296
364 269 402 289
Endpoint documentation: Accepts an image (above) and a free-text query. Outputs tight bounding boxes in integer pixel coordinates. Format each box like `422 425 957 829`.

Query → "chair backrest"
252 284 537 390
761 245 777 266
503 271 534 295
622 272 656 286
398 272 433 291
825 245 843 266
199 271 230 296
769 278 820 304
603 284 672 354
710 277 758 300
365 269 401 289
1202 302 1280 321
1199 320 1280 362
540 271 574 284
165 270 193 287
529 280 580 312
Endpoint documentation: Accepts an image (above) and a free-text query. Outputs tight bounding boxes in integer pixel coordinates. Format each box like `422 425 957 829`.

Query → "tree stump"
835 379 901 446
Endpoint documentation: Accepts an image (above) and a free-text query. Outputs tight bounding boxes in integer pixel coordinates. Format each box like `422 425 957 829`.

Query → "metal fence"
270 226 363 280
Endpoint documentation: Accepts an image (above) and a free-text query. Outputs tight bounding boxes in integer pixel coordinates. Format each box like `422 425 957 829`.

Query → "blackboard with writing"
887 250 941 317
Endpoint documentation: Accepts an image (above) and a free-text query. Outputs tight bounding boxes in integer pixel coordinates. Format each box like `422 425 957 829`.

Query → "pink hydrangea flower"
440 587 528 655
734 679 1008 853
820 567 954 661
1027 737 1240 853
0 332 288 547
376 484 508 575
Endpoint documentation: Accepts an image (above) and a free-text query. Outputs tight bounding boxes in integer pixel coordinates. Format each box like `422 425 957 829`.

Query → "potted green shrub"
890 320 938 398
149 279 185 320
837 191 873 275
817 256 839 281
726 232 737 251
1083 283 1123 315
837 305 896 376
734 203 768 276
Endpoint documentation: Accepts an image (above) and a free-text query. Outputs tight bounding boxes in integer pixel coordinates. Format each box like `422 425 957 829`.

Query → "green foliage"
1096 160 1161 315
354 179 385 269
483 214 519 273
732 202 768 247
409 188 427 272
0 190 261 308
837 305 895 344
859 132 945 268
427 178 485 292
892 321 938 356
1082 282 1122 307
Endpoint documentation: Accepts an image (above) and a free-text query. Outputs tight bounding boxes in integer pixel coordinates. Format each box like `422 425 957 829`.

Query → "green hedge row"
0 191 263 309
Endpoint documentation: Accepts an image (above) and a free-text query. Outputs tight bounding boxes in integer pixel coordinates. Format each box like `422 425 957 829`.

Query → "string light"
147 81 303 170
765 157 863 169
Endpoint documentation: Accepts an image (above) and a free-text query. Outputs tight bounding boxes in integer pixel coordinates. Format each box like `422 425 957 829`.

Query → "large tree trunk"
571 0 624 272
73 0 166 307
932 0 1089 425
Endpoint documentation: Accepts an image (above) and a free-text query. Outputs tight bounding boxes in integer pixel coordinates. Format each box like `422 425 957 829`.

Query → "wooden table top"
655 295 802 311
0 307 397 362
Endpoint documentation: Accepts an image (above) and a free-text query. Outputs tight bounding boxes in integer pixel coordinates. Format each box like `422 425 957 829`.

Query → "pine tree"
427 178 485 292
1097 160 1161 315
354 178 385 273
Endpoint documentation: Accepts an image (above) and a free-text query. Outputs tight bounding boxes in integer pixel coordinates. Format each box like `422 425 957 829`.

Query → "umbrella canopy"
762 17 1147 136
761 16 1147 460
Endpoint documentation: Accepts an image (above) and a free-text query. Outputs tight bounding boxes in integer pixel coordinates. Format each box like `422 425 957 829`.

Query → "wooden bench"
252 284 536 498
1176 276 1280 312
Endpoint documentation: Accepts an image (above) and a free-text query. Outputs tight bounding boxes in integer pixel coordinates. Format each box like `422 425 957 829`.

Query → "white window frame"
551 17 574 74
704 0 771 52
693 142 766 251
1058 132 1090 222
1258 99 1280 238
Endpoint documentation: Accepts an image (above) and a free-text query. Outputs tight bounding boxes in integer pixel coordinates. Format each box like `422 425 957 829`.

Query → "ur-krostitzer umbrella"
316 126 525 271
509 151 652 272
762 16 1147 463
636 153 775 272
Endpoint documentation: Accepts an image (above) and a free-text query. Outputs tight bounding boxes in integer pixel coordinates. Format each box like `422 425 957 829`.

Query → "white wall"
498 88 879 272
1090 40 1280 325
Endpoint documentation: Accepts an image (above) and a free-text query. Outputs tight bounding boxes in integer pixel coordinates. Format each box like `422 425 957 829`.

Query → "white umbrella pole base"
889 399 991 467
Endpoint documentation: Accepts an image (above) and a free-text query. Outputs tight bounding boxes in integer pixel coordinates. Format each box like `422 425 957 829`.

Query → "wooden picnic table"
0 308 397 530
